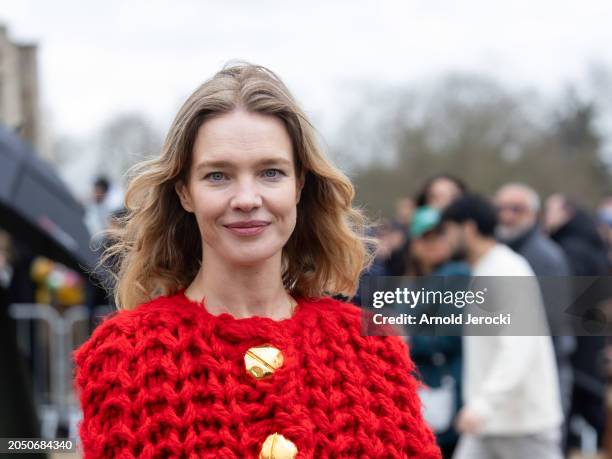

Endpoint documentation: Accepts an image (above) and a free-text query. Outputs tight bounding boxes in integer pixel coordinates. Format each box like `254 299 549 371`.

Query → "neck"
468 237 497 266
185 250 294 320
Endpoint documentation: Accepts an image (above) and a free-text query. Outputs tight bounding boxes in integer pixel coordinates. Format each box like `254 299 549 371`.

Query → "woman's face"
427 178 462 210
176 109 303 268
411 232 451 270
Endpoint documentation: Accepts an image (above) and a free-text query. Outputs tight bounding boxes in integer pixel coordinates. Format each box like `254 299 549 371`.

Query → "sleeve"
363 334 442 459
73 314 140 459
467 335 538 420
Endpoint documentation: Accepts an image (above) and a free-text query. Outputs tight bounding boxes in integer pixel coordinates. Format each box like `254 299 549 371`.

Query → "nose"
498 211 513 226
230 179 263 212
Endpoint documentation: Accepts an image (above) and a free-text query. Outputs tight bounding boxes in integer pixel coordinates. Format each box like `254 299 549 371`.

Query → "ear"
175 180 195 213
295 172 305 204
464 220 478 238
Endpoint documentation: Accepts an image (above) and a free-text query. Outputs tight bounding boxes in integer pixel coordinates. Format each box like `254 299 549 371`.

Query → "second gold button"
259 433 297 459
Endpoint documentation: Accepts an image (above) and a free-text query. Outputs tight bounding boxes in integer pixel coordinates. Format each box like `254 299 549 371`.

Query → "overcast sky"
2 0 612 197
3 0 612 136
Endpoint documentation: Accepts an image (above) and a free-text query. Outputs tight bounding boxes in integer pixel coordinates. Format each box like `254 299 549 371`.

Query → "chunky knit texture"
74 290 440 458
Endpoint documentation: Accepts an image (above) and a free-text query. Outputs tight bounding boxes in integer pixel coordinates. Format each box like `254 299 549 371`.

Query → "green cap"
410 206 441 238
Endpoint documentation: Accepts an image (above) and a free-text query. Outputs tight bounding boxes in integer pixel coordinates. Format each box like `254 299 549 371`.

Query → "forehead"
192 110 293 166
431 178 458 192
496 187 528 204
546 195 565 209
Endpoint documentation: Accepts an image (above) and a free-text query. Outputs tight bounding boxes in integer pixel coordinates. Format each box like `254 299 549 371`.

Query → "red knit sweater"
73 290 441 458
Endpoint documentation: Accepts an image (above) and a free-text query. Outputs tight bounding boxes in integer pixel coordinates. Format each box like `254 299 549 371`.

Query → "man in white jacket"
441 194 563 459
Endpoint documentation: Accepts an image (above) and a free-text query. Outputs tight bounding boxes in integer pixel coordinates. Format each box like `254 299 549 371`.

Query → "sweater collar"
175 288 307 325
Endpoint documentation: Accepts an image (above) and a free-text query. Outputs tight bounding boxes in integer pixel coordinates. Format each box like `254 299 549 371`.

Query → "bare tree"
97 113 162 185
334 73 611 218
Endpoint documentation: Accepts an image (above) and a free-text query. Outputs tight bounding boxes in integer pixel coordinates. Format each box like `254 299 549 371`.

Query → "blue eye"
263 169 284 179
205 172 226 182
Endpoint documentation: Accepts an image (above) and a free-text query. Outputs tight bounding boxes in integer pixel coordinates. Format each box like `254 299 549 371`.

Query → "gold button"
259 433 298 459
245 344 284 379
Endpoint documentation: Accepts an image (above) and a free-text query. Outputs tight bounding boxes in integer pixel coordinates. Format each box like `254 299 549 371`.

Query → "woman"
404 207 469 458
415 174 467 211
74 63 440 458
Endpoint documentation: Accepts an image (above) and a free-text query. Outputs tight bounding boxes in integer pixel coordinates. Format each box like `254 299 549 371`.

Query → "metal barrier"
8 303 112 440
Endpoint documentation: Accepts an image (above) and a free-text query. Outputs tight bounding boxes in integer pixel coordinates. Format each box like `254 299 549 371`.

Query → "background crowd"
1 133 611 459
361 174 612 458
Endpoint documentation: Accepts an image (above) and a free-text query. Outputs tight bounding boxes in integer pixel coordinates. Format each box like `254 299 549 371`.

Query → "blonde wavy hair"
101 63 375 311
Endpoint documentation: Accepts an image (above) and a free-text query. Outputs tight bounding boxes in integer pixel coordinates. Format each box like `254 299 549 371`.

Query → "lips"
224 220 270 236
225 220 270 228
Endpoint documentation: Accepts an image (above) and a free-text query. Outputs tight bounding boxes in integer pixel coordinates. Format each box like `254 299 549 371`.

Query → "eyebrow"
195 157 293 170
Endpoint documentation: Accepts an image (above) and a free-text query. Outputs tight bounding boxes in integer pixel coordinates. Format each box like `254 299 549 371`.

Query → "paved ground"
50 451 81 458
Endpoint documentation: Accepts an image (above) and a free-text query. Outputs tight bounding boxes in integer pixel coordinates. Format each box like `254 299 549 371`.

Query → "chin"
223 246 282 267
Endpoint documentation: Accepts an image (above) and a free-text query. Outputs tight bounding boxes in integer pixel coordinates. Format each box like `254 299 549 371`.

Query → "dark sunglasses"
496 204 528 214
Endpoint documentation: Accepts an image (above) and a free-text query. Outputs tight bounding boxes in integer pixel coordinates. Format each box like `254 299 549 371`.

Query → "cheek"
193 190 225 229
432 241 448 259
423 241 440 258
267 186 299 220
279 202 299 234
412 242 425 257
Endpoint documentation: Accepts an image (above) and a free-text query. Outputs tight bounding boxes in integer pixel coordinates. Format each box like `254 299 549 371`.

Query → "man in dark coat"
544 193 609 450
495 183 575 424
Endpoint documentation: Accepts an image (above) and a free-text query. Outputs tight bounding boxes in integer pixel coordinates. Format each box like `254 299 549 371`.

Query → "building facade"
0 24 40 151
